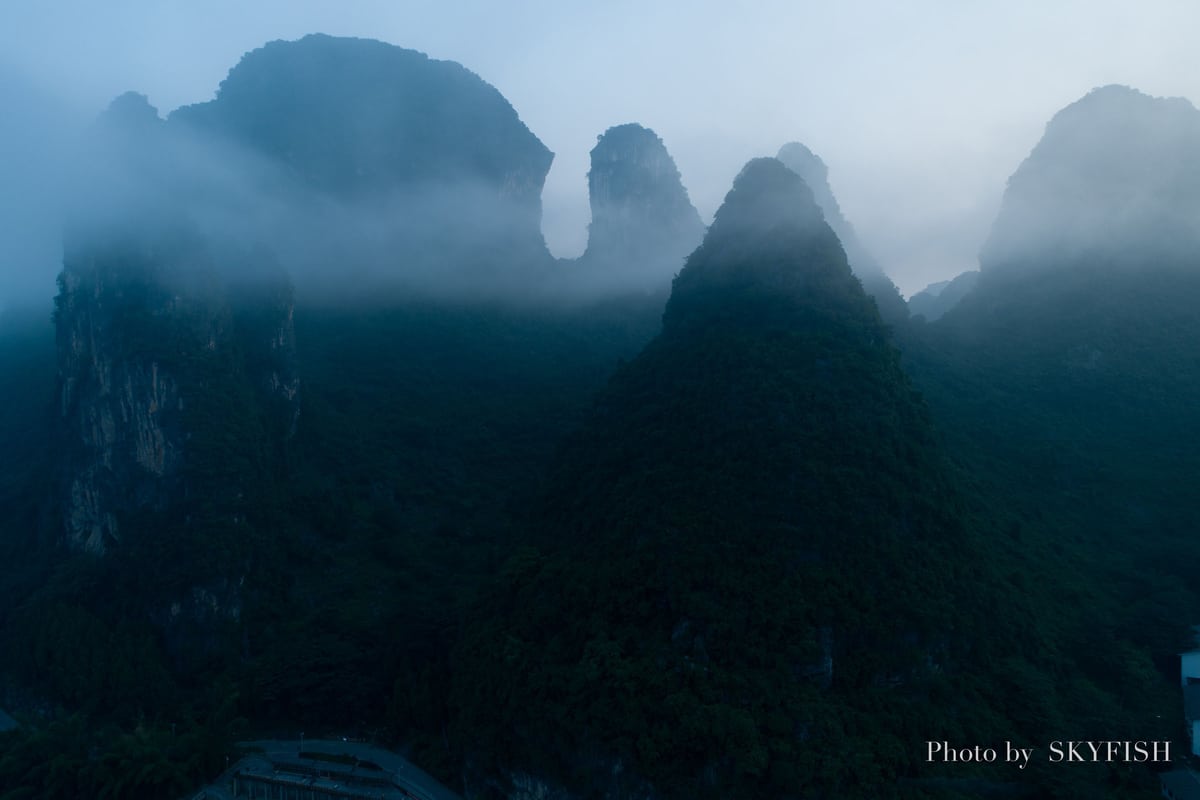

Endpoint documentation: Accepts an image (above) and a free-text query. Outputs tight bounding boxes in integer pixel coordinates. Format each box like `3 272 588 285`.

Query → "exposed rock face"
55 95 299 555
53 34 566 552
55 238 298 555
908 270 979 321
776 142 908 323
171 34 557 288
56 249 183 553
229 265 302 437
981 84 1200 274
577 124 705 293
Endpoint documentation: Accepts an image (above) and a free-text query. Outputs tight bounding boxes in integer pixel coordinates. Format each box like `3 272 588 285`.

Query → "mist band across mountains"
1 31 1200 800
6 33 928 315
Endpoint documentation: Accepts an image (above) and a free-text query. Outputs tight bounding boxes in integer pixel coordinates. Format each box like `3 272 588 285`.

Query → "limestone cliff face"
577 124 705 293
56 241 186 554
55 93 300 557
267 305 300 435
229 267 302 437
55 239 299 555
776 142 908 323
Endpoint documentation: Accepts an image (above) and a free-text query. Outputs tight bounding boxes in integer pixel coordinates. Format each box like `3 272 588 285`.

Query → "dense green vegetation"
2 247 1194 799
3 164 1195 799
902 263 1200 678
0 309 55 598
240 295 662 760
445 161 1177 799
0 291 664 796
0 709 238 800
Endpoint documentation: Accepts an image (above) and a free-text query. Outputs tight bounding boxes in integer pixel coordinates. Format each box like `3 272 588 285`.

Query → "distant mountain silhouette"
981 84 1200 276
907 270 979 320
170 33 557 292
776 142 908 323
173 34 552 207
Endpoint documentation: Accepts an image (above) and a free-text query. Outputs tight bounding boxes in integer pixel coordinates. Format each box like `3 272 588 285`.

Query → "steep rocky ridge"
55 95 298 561
573 124 705 294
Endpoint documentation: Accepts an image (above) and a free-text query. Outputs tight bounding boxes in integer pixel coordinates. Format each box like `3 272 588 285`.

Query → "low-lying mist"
8 86 699 314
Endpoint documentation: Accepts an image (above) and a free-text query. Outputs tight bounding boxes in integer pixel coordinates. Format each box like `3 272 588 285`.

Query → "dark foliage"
446 161 1134 799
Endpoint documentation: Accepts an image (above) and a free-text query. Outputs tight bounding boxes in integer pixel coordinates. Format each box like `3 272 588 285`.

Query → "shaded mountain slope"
450 159 1079 799
901 85 1200 748
913 84 1200 545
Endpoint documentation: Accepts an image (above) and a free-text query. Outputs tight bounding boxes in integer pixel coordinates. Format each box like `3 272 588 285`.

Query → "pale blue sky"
3 0 1199 298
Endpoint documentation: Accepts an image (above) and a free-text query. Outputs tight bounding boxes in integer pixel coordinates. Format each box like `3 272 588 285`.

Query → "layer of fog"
6 57 1200 317
7 1 1200 302
3 75 697 311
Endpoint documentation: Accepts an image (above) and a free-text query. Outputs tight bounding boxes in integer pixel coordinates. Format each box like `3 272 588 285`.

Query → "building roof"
1162 769 1200 800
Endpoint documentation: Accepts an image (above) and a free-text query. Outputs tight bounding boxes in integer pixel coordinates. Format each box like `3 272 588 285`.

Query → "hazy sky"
3 0 1200 298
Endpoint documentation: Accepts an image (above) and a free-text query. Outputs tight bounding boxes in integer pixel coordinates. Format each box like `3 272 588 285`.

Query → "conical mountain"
576 123 706 294
452 158 1012 798
776 141 908 323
